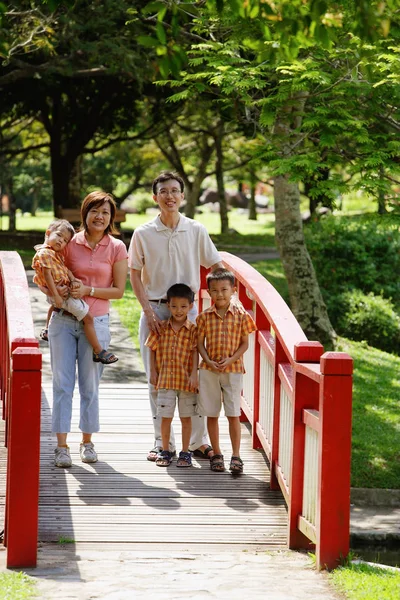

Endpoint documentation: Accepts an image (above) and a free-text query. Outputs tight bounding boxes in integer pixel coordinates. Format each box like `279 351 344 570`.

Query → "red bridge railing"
0 251 42 568
200 253 353 570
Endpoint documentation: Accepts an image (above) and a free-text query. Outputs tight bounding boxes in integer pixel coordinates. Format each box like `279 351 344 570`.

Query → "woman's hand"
70 280 89 299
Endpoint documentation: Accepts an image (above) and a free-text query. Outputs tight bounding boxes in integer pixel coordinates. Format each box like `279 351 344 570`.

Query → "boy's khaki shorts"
197 370 243 417
157 389 198 418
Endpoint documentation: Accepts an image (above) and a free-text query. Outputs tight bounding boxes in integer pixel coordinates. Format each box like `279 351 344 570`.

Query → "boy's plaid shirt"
196 302 257 373
32 245 70 288
145 319 198 391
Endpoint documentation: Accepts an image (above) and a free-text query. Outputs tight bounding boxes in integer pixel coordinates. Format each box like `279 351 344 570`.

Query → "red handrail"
0 251 42 568
200 253 353 570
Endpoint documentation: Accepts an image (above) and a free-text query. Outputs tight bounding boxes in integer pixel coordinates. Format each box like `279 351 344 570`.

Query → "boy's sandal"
210 454 225 472
229 456 244 474
192 445 213 459
93 349 118 364
156 450 174 467
176 451 192 468
39 328 49 342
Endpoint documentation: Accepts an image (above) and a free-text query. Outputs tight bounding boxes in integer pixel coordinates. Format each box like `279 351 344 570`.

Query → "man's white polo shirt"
128 214 221 300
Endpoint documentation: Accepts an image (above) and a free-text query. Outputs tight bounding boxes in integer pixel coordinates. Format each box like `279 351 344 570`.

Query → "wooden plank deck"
38 382 288 548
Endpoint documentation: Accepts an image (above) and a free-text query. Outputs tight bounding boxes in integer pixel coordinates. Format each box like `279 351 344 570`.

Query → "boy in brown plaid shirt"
197 268 257 474
145 284 198 467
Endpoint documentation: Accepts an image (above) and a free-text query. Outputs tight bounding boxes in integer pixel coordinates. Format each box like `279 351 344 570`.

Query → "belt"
149 299 168 304
53 307 77 319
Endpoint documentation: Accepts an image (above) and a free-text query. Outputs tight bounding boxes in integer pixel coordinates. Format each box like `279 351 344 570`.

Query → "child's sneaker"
80 442 98 463
54 446 72 468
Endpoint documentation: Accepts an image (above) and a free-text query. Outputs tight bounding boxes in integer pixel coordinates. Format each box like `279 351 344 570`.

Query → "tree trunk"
249 170 257 220
274 175 335 348
214 122 229 234
68 156 83 208
273 95 336 348
5 178 16 232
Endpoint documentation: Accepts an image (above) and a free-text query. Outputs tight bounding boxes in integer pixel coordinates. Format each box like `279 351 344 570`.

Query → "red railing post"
5 346 42 568
316 351 353 570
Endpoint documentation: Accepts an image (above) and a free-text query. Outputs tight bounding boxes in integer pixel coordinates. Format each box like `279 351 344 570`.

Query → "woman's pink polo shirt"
64 231 128 317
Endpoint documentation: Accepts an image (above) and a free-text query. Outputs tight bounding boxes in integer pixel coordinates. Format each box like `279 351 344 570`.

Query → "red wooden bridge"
0 250 352 570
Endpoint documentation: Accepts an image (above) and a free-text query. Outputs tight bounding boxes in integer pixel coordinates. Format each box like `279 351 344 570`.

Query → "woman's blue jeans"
49 311 111 434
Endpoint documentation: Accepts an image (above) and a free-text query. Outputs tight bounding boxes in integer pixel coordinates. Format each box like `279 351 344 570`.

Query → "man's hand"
145 308 163 335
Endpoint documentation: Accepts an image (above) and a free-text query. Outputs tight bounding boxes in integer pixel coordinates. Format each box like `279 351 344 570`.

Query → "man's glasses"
157 188 182 197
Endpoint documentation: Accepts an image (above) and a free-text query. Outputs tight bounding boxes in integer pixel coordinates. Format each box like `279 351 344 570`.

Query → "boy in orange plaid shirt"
145 283 198 467
197 268 257 475
32 219 118 364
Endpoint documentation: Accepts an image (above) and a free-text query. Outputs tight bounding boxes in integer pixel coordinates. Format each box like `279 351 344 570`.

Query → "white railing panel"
242 330 255 411
259 350 274 443
278 385 293 488
303 425 319 525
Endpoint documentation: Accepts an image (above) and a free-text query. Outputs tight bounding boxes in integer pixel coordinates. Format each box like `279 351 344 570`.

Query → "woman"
49 191 128 468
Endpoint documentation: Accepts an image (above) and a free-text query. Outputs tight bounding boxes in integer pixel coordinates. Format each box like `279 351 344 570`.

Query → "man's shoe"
80 442 98 464
54 446 72 468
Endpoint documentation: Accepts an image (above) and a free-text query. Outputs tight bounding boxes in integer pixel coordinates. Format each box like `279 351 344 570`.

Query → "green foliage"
0 571 36 600
305 214 400 308
330 560 400 600
305 214 400 352
336 290 400 355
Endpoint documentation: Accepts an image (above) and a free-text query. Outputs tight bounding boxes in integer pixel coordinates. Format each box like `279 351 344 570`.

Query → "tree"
136 0 400 347
0 1 165 212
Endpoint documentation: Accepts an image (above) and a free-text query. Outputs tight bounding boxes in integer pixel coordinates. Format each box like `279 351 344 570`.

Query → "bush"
304 214 400 309
334 290 400 355
125 192 155 214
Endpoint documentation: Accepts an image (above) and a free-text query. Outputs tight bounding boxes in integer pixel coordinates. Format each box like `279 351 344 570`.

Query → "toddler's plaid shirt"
32 245 70 288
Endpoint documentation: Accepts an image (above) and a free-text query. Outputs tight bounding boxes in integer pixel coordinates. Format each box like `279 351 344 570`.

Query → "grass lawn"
337 338 400 489
330 561 400 600
0 572 36 599
1 208 277 249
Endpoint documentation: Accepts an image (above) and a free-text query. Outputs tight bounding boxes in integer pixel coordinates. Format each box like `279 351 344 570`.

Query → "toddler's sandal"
229 456 244 475
39 328 49 342
93 349 118 364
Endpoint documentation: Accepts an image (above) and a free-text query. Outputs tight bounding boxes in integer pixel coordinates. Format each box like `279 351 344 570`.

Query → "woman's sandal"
176 451 192 468
39 328 49 342
156 450 174 467
192 445 213 459
210 454 225 472
230 456 244 475
93 349 119 364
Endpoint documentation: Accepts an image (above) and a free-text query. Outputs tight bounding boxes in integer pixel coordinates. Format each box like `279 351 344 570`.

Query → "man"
128 171 223 461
